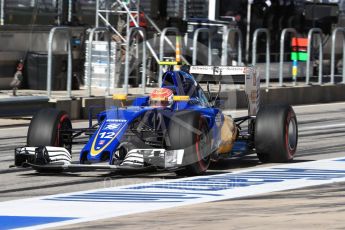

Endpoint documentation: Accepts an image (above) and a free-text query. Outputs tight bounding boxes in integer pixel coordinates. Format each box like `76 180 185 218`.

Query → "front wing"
13 146 185 173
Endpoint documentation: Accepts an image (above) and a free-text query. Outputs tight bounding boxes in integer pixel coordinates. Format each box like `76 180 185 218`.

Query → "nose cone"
90 120 127 158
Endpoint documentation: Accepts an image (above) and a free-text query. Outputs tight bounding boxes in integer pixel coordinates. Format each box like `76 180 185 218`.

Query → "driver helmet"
17 59 24 71
149 88 174 107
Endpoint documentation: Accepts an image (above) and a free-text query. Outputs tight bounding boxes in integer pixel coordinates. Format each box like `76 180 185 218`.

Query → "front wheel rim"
195 126 210 171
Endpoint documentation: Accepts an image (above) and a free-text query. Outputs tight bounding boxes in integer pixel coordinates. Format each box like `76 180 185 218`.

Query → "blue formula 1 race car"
14 65 298 176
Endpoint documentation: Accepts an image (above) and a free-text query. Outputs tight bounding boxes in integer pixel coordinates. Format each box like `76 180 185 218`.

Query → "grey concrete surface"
0 102 344 229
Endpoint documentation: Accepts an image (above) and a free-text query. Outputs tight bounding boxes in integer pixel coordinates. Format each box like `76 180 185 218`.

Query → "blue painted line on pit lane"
84 191 222 196
43 191 223 203
127 168 345 192
47 167 345 203
45 193 202 202
2 158 345 229
46 195 199 201
42 167 345 203
0 216 77 230
335 158 345 162
45 199 184 203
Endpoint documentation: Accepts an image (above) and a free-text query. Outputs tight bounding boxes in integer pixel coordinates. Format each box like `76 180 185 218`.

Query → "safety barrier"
86 27 112 97
67 0 72 22
252 28 270 87
47 27 73 99
0 0 4 25
306 28 323 85
330 27 345 84
46 25 345 99
146 16 190 68
124 27 147 95
221 28 243 66
192 28 213 65
159 27 181 86
279 28 298 86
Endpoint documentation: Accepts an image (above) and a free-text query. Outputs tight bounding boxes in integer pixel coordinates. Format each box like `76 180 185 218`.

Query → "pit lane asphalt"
1 102 345 229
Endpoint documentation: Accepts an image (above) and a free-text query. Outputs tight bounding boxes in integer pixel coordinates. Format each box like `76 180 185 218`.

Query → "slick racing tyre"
27 108 72 153
167 111 212 176
255 104 298 163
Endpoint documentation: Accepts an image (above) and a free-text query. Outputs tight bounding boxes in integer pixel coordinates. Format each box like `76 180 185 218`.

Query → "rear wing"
188 66 260 116
188 66 253 83
189 66 249 76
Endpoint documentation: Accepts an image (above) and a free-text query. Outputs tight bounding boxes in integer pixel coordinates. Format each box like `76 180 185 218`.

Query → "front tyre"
167 111 211 176
27 108 72 153
255 104 298 163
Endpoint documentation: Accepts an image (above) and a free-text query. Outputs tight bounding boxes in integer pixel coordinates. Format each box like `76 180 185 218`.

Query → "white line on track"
0 127 28 131
299 123 345 131
293 101 345 108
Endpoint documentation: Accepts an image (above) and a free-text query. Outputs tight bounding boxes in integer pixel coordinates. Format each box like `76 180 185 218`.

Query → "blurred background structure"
0 0 344 100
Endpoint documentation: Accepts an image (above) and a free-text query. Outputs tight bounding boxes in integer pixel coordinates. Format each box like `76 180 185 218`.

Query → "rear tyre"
27 108 72 153
167 111 211 176
255 104 298 163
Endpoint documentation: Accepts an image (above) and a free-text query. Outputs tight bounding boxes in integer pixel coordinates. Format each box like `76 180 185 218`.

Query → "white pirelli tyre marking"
2 157 345 229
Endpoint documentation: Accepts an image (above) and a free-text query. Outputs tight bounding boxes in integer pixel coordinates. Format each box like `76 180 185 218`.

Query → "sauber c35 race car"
13 65 298 176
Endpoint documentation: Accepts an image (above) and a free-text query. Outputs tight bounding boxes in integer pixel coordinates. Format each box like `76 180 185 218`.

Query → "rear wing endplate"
189 65 260 116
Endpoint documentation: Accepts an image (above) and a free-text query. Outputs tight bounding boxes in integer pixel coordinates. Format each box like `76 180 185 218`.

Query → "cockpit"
161 71 210 106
